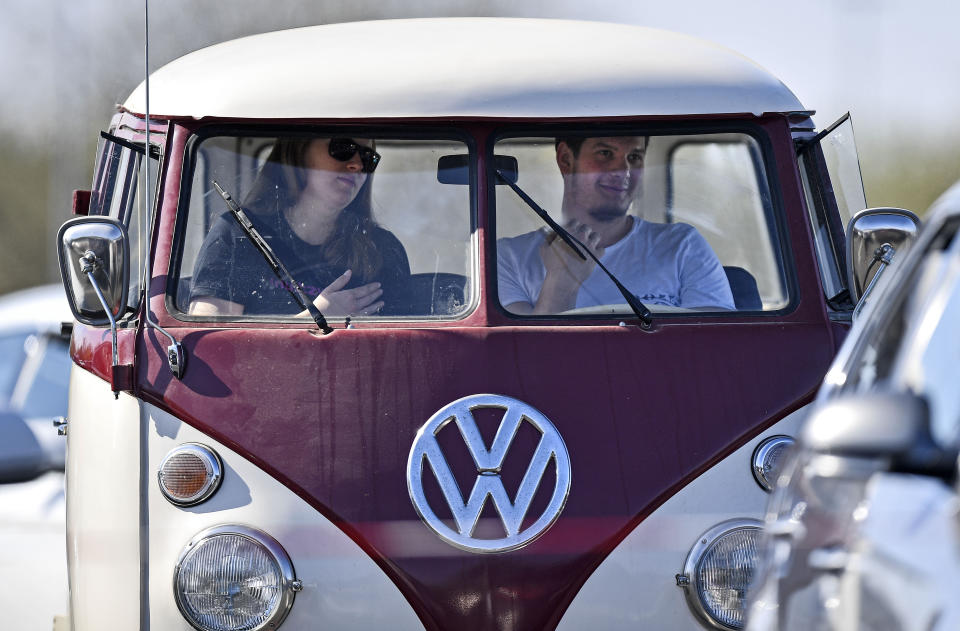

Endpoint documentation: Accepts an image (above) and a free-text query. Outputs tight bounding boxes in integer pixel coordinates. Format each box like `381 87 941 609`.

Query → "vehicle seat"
387 273 468 316
723 266 761 310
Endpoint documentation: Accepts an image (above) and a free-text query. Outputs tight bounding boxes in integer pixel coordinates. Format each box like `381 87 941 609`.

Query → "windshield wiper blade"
212 180 333 334
497 170 652 327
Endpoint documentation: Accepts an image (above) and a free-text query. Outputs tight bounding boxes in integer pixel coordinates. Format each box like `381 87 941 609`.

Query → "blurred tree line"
0 0 957 296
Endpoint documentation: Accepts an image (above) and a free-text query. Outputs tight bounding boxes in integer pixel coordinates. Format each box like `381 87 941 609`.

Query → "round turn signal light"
158 443 223 506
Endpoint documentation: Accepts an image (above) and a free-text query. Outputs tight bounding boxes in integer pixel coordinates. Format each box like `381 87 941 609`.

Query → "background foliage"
1 0 957 295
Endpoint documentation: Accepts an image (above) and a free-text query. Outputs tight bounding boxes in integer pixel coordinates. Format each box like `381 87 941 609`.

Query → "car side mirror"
0 411 48 483
803 391 957 480
57 216 130 326
847 207 920 302
803 391 927 456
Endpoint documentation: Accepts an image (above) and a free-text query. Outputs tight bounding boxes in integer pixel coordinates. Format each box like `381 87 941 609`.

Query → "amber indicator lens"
158 443 223 506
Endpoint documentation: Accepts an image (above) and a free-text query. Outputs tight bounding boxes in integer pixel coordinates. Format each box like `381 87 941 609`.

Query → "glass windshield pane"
177 134 473 320
495 132 787 316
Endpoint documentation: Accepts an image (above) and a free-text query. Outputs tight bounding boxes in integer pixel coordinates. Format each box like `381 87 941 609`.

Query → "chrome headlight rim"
173 524 299 631
680 518 762 631
751 435 795 492
158 442 223 506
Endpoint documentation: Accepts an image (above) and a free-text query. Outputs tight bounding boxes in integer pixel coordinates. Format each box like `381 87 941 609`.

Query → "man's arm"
505 265 584 315
676 227 735 310
189 296 244 316
498 224 604 315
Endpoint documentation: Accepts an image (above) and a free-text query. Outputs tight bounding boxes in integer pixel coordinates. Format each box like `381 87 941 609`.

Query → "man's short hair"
554 135 650 157
555 136 586 156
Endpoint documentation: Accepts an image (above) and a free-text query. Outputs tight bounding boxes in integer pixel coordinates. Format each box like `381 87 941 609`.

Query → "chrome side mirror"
57 217 129 326
847 207 920 302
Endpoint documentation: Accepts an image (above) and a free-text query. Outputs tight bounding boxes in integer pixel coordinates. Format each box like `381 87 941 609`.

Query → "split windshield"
494 131 788 315
175 134 473 320
175 129 789 322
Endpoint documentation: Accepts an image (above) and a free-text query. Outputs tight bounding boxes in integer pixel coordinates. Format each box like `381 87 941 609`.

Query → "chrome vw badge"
406 394 572 553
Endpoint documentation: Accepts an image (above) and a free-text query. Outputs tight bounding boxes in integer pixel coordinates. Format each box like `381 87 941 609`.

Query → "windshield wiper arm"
212 180 333 334
497 170 652 327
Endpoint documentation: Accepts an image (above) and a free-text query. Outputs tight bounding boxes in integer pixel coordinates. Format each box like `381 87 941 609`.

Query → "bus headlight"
174 525 301 631
676 519 761 630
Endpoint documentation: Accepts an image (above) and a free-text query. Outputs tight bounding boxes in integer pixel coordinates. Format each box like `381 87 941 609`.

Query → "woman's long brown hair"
243 137 384 280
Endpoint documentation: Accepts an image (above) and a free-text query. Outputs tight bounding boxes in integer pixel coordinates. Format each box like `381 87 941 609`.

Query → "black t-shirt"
190 211 410 316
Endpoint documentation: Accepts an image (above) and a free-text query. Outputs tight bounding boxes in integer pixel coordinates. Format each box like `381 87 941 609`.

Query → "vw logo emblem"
406 394 572 553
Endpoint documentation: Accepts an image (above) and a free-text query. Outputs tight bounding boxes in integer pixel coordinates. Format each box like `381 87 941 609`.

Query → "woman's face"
300 137 372 213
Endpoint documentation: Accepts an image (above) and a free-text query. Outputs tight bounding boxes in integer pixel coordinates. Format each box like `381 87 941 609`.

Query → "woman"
189 136 410 317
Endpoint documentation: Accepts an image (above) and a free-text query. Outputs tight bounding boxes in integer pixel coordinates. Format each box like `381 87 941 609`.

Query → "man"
497 135 735 314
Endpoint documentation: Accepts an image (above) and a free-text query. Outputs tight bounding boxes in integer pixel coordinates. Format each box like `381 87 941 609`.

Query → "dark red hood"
77 320 831 630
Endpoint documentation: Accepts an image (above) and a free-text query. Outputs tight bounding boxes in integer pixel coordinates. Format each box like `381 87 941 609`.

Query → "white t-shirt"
497 218 735 310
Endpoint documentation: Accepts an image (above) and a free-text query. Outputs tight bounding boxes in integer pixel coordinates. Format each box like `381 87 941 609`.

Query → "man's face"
558 136 646 223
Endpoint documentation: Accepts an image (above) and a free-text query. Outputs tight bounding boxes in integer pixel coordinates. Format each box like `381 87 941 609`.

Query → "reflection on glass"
495 133 786 315
820 117 867 229
179 135 472 320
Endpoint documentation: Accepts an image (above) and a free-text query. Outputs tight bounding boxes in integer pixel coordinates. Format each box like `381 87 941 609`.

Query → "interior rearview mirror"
57 216 130 326
438 154 518 185
847 207 920 302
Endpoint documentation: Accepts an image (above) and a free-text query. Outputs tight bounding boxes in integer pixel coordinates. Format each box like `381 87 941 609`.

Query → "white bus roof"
125 18 805 120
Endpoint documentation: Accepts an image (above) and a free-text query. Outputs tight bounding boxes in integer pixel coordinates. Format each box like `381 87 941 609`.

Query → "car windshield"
176 133 473 321
494 131 788 316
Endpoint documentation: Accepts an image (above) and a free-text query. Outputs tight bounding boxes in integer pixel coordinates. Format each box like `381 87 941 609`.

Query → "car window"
0 332 28 408
494 131 787 316
175 133 474 321
798 114 868 303
88 137 148 314
16 337 71 418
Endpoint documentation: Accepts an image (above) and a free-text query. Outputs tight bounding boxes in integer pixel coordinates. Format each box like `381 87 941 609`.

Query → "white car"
0 284 72 630
748 182 960 631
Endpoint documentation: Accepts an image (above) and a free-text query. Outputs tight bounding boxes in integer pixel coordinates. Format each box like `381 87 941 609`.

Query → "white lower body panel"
557 407 808 630
66 368 423 630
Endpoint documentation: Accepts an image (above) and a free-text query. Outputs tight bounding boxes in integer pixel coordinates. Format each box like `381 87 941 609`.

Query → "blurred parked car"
747 182 960 631
0 284 72 630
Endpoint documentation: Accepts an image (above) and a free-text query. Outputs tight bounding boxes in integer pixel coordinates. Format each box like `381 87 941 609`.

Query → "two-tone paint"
64 18 848 630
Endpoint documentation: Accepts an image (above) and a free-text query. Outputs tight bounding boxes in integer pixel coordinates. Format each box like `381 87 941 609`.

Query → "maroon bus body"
69 115 839 630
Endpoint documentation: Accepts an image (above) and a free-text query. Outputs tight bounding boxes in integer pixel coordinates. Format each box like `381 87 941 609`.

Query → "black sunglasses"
328 138 381 173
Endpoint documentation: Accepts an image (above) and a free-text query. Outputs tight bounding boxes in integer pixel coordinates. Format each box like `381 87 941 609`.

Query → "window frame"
167 124 480 325
487 121 796 322
796 137 857 313
87 130 162 319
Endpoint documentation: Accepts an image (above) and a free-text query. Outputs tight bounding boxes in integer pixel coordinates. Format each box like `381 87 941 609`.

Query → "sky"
1 0 958 286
